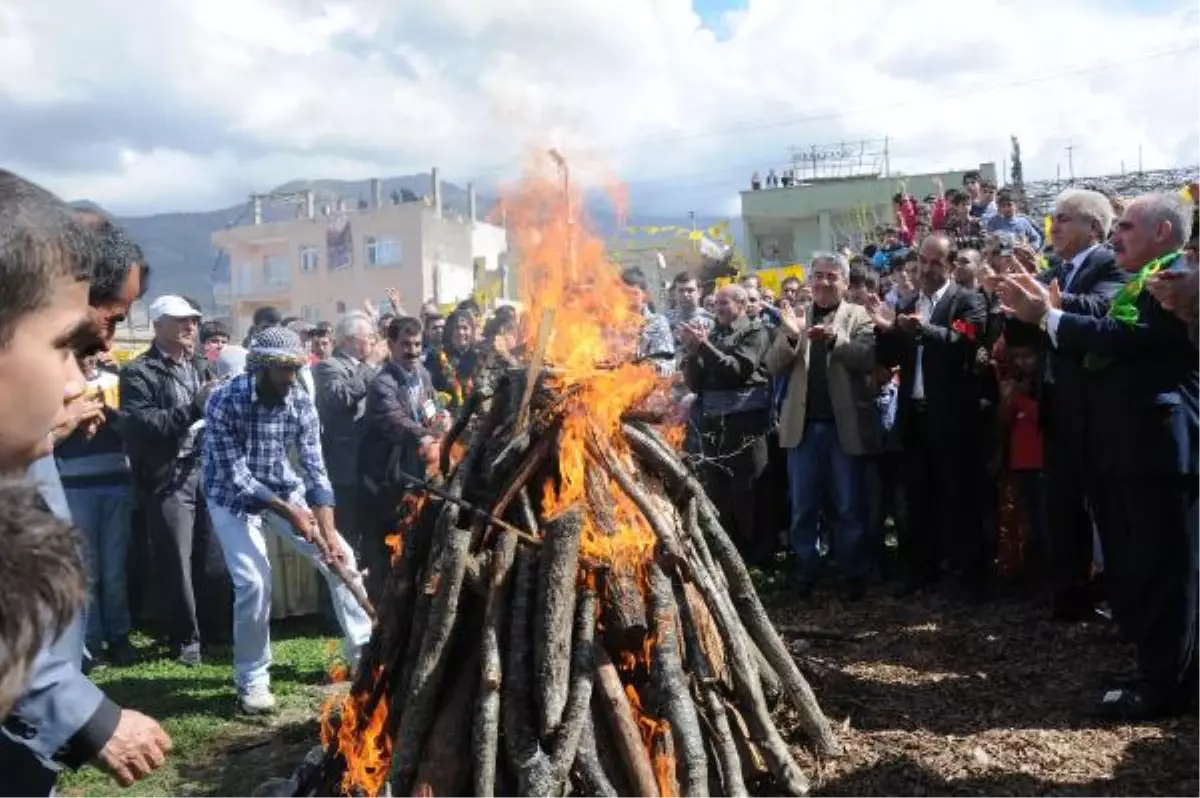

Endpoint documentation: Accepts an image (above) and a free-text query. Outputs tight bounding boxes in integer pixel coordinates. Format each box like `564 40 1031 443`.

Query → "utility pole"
1065 141 1077 182
883 136 890 178
688 210 698 253
1138 143 1144 174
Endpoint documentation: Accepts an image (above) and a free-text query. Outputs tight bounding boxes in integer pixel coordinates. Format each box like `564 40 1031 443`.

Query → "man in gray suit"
313 312 379 555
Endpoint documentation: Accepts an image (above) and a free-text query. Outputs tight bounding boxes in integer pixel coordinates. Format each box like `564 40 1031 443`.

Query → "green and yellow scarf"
1084 249 1183 370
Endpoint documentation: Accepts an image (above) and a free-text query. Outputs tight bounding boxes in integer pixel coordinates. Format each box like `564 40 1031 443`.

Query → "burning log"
309 163 840 797
306 371 842 797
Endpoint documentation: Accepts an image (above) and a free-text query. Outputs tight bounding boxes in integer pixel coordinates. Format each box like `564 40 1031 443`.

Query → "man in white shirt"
1029 189 1127 622
882 233 988 598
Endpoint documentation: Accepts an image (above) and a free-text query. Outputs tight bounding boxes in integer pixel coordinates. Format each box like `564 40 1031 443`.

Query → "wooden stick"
516 307 555 434
624 421 842 759
594 646 661 798
535 506 584 739
647 562 709 797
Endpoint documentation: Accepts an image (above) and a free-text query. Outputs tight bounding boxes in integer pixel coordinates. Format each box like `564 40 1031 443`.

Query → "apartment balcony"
230 280 291 301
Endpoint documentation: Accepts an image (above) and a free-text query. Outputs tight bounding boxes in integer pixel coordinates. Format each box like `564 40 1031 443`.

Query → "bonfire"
299 157 839 797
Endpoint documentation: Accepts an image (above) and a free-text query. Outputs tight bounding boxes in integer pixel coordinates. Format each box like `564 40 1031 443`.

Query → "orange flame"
623 683 675 796
503 155 662 531
319 668 391 796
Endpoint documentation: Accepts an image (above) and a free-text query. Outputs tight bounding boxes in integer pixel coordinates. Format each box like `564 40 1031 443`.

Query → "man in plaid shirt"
202 327 371 714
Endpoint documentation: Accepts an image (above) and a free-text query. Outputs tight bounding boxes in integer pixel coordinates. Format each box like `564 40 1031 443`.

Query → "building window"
365 236 401 267
263 255 290 286
299 245 319 273
335 301 347 314
300 304 322 322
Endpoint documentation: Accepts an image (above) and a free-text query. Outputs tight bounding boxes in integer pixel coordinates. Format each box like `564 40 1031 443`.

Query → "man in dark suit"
1000 191 1197 719
358 316 444 597
312 311 379 556
882 233 988 597
1035 189 1128 621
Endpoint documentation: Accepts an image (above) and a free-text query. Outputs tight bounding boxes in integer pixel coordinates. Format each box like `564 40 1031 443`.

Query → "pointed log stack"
305 366 840 798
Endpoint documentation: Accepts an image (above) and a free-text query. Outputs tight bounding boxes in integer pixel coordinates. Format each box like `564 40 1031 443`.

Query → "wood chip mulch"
766 588 1198 796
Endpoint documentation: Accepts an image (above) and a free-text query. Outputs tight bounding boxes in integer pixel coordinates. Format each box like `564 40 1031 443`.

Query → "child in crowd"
999 343 1045 577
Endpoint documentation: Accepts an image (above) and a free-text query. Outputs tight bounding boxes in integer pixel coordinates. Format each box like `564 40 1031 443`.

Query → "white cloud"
1 0 1197 216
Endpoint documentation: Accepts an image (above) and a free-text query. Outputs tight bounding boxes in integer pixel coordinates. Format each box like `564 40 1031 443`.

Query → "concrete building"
212 171 508 337
740 162 998 269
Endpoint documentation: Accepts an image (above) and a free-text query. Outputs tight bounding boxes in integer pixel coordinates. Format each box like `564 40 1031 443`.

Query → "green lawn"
59 618 342 797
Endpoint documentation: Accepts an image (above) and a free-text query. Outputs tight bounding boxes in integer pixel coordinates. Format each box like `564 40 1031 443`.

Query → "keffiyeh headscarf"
247 326 307 371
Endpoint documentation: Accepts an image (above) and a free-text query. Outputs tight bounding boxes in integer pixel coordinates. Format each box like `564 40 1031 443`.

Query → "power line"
464 42 1199 183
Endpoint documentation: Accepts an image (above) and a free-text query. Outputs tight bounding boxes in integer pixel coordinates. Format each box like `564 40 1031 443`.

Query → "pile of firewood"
301 365 840 797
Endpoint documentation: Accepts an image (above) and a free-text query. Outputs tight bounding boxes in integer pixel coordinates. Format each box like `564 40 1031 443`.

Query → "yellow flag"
1043 214 1052 242
688 230 704 241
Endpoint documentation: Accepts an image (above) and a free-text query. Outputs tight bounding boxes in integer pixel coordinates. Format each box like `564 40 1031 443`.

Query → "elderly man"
881 233 988 598
203 328 371 714
313 312 378 556
679 284 770 558
999 192 1197 720
120 295 217 667
1030 188 1127 622
766 254 878 599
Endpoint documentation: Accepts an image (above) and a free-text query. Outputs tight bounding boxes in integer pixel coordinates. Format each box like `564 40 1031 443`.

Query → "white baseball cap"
149 295 202 322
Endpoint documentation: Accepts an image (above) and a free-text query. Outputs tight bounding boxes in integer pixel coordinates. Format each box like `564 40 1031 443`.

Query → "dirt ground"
771 585 1199 796
171 586 1197 797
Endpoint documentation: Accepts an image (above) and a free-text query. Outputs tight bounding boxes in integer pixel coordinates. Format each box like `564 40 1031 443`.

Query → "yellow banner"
713 264 806 294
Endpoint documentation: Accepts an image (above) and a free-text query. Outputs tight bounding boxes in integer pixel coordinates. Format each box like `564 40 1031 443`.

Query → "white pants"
208 503 373 692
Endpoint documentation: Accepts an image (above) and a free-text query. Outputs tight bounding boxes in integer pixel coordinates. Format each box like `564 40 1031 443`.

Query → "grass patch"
58 617 341 797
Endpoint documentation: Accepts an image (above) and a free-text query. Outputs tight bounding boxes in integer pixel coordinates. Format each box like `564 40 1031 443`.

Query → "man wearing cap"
202 327 371 714
119 295 218 667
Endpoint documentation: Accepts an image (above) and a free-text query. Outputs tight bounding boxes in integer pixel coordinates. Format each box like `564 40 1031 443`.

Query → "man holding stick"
202 327 372 714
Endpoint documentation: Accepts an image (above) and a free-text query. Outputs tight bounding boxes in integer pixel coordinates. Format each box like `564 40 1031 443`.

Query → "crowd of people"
0 163 1198 794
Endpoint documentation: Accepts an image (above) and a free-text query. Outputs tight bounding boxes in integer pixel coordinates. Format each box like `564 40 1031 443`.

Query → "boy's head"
1008 344 1039 377
0 477 87 719
0 170 101 471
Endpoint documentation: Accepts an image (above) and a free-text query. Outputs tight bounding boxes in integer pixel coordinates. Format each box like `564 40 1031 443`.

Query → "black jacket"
1055 257 1198 477
1037 246 1128 448
885 280 989 440
118 347 213 493
358 360 436 491
313 350 375 486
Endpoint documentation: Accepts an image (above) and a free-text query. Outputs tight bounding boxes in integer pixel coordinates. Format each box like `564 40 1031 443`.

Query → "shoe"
1091 685 1174 722
177 644 202 668
108 639 137 667
239 685 278 715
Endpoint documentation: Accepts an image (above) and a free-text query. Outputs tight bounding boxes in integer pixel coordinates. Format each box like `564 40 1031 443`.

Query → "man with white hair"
313 312 379 555
999 192 1197 719
679 283 771 559
1031 188 1128 623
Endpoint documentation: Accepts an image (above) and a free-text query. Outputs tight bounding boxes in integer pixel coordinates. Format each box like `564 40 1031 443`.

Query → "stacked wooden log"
304 367 840 797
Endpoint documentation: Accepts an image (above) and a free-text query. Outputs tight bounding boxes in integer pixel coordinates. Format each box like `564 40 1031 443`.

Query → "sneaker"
177 644 202 668
239 685 277 715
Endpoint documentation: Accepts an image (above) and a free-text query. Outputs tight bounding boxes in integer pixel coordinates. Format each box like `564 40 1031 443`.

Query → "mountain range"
74 173 730 311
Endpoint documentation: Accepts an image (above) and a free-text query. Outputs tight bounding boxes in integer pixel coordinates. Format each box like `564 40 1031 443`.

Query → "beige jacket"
764 302 879 455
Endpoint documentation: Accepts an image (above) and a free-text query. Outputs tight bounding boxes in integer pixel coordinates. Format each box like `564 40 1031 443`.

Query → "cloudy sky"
2 0 1197 218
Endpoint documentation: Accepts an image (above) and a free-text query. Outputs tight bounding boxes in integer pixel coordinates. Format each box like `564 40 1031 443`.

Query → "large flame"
502 155 663 558
319 670 391 797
